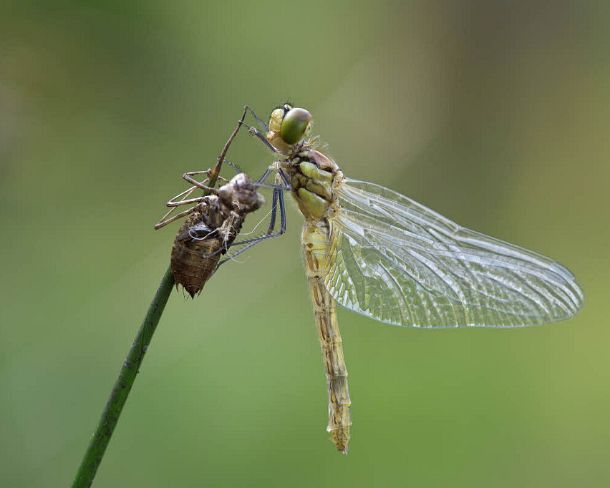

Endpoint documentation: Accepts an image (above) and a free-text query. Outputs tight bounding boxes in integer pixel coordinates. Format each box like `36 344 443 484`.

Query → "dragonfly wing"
324 178 583 328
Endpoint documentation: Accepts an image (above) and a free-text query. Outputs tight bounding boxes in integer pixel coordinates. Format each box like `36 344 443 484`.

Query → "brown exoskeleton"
155 170 272 297
154 106 288 297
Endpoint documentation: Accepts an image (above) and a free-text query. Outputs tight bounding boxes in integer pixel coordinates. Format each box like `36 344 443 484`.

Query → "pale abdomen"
302 220 352 453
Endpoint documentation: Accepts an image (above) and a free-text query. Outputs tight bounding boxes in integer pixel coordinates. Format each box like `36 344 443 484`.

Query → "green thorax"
281 147 343 221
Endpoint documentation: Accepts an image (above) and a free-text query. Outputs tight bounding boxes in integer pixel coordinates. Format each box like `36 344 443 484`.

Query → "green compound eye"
280 107 312 144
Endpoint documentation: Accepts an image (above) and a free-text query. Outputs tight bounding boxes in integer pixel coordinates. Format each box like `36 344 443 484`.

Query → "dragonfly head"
267 103 312 154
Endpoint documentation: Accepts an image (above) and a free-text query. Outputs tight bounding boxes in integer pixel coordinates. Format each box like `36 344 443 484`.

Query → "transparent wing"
325 178 583 328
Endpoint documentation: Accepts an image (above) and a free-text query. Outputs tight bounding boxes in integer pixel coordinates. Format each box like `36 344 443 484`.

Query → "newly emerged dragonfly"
240 103 583 454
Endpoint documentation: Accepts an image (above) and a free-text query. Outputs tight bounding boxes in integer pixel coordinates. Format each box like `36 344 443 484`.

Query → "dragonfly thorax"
282 148 343 221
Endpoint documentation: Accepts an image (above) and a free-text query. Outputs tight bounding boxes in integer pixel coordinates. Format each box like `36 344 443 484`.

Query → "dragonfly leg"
205 189 282 260
231 187 286 245
154 204 201 230
278 168 291 190
255 166 273 185
156 105 262 230
239 105 277 152
165 185 208 208
204 105 252 186
253 167 292 192
163 185 198 206
242 122 277 153
181 170 220 193
266 186 279 233
154 183 209 229
214 105 276 183
224 159 244 175
181 160 247 190
244 105 269 133
217 188 287 265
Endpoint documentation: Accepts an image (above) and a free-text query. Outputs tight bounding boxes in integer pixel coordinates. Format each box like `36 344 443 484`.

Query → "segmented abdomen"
171 211 222 298
302 220 352 453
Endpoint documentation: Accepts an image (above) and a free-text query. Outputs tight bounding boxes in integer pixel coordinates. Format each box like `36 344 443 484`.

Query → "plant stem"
71 266 174 488
71 107 248 487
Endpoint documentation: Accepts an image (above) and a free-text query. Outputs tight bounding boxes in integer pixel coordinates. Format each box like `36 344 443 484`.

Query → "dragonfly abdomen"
302 220 352 453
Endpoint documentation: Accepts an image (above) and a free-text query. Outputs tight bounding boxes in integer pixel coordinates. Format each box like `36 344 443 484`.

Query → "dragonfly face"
267 104 313 155
259 102 583 453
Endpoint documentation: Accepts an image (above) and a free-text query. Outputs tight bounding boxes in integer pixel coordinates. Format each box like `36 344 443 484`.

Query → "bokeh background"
1 1 609 487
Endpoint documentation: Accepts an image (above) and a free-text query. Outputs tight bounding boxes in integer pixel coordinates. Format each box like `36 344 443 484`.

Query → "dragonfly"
240 103 583 454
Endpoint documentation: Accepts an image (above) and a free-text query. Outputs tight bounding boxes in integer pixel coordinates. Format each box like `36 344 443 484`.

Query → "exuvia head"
267 103 313 154
218 173 265 211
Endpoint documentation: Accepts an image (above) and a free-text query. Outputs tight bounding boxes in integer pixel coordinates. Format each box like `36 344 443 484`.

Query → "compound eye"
280 107 312 145
268 108 284 133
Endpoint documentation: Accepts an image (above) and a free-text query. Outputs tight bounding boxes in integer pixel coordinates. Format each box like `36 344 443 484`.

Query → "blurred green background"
1 1 608 487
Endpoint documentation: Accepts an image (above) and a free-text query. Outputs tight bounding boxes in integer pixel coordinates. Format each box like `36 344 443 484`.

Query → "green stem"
71 266 174 488
71 107 247 487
